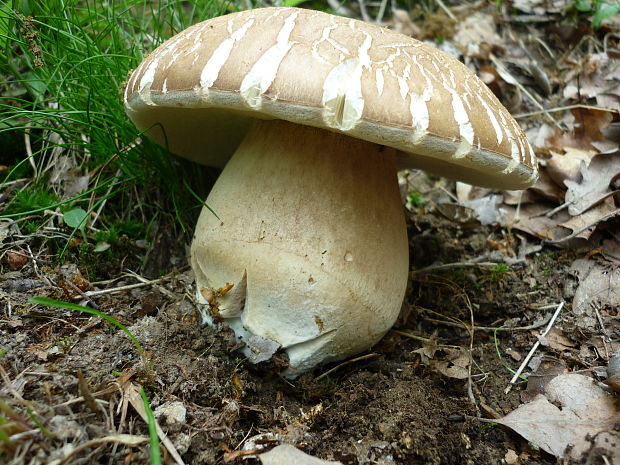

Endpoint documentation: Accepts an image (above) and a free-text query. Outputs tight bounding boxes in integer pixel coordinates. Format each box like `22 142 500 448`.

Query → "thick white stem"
191 119 408 375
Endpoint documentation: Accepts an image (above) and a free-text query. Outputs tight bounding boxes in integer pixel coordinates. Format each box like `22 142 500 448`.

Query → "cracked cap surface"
124 6 538 189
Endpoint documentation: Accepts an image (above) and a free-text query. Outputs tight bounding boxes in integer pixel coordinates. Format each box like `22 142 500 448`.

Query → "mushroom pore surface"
191 119 408 375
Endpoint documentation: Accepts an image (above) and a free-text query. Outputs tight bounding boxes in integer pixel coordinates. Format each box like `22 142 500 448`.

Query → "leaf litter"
495 374 619 461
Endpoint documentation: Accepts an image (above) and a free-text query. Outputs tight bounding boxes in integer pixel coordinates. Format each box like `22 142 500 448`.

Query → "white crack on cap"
199 18 255 93
322 32 372 131
240 11 298 109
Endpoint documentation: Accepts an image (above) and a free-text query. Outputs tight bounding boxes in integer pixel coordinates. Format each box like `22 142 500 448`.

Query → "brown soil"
1 198 579 465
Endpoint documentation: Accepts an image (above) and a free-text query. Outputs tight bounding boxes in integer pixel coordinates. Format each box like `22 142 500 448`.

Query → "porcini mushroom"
123 7 538 375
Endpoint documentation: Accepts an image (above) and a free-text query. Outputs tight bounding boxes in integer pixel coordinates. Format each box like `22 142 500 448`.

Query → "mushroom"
123 7 538 376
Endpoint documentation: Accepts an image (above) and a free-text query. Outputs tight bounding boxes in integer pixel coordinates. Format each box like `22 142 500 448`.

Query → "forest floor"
1 2 619 465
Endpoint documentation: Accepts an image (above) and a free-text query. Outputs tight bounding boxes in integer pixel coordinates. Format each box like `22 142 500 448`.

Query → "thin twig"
544 209 620 244
435 0 456 20
376 0 389 23
592 302 610 341
514 103 620 119
489 54 562 130
422 316 552 332
392 330 462 349
465 295 479 411
392 330 431 343
504 301 565 394
52 435 149 465
527 303 564 310
411 257 524 276
65 280 101 310
358 0 372 22
85 274 170 297
541 201 570 218
315 353 379 381
124 270 177 298
0 363 25 402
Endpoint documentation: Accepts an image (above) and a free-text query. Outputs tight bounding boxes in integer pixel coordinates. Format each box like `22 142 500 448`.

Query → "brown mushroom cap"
124 7 537 189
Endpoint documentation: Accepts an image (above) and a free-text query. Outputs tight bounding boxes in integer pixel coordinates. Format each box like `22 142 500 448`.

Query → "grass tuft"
28 296 145 360
1 0 227 256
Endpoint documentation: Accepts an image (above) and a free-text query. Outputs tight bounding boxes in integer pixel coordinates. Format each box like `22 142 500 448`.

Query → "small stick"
392 330 462 349
435 0 456 20
125 270 177 298
422 314 552 332
489 54 562 130
0 363 25 402
504 301 565 394
65 279 101 310
376 0 389 23
465 295 479 411
315 353 379 381
411 260 523 276
85 275 169 297
514 103 619 119
358 0 372 23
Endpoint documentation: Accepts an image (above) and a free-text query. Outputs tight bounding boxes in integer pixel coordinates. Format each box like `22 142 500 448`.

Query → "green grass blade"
140 386 161 465
28 296 144 358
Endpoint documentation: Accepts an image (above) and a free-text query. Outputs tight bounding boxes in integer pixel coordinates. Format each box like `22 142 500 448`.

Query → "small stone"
154 401 187 426
504 449 519 464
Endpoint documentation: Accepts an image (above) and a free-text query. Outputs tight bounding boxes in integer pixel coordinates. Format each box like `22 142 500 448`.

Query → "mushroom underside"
190 119 409 375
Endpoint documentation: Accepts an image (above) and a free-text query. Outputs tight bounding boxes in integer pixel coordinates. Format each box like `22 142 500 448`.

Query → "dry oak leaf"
520 356 567 403
496 373 619 460
546 148 592 186
558 196 620 241
528 168 565 203
563 53 620 112
564 152 620 216
500 202 570 241
570 258 620 324
453 12 504 58
544 109 615 152
432 347 471 379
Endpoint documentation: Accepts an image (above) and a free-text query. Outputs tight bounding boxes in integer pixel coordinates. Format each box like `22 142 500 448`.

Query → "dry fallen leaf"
389 9 422 38
415 344 471 379
500 202 571 241
528 169 565 203
544 109 617 153
520 356 566 403
7 250 28 271
123 381 186 465
601 239 620 264
559 196 620 240
563 53 620 112
453 12 503 58
543 328 576 351
546 148 592 186
496 373 618 460
259 444 343 465
570 258 620 329
462 194 503 225
564 152 620 215
432 347 471 379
